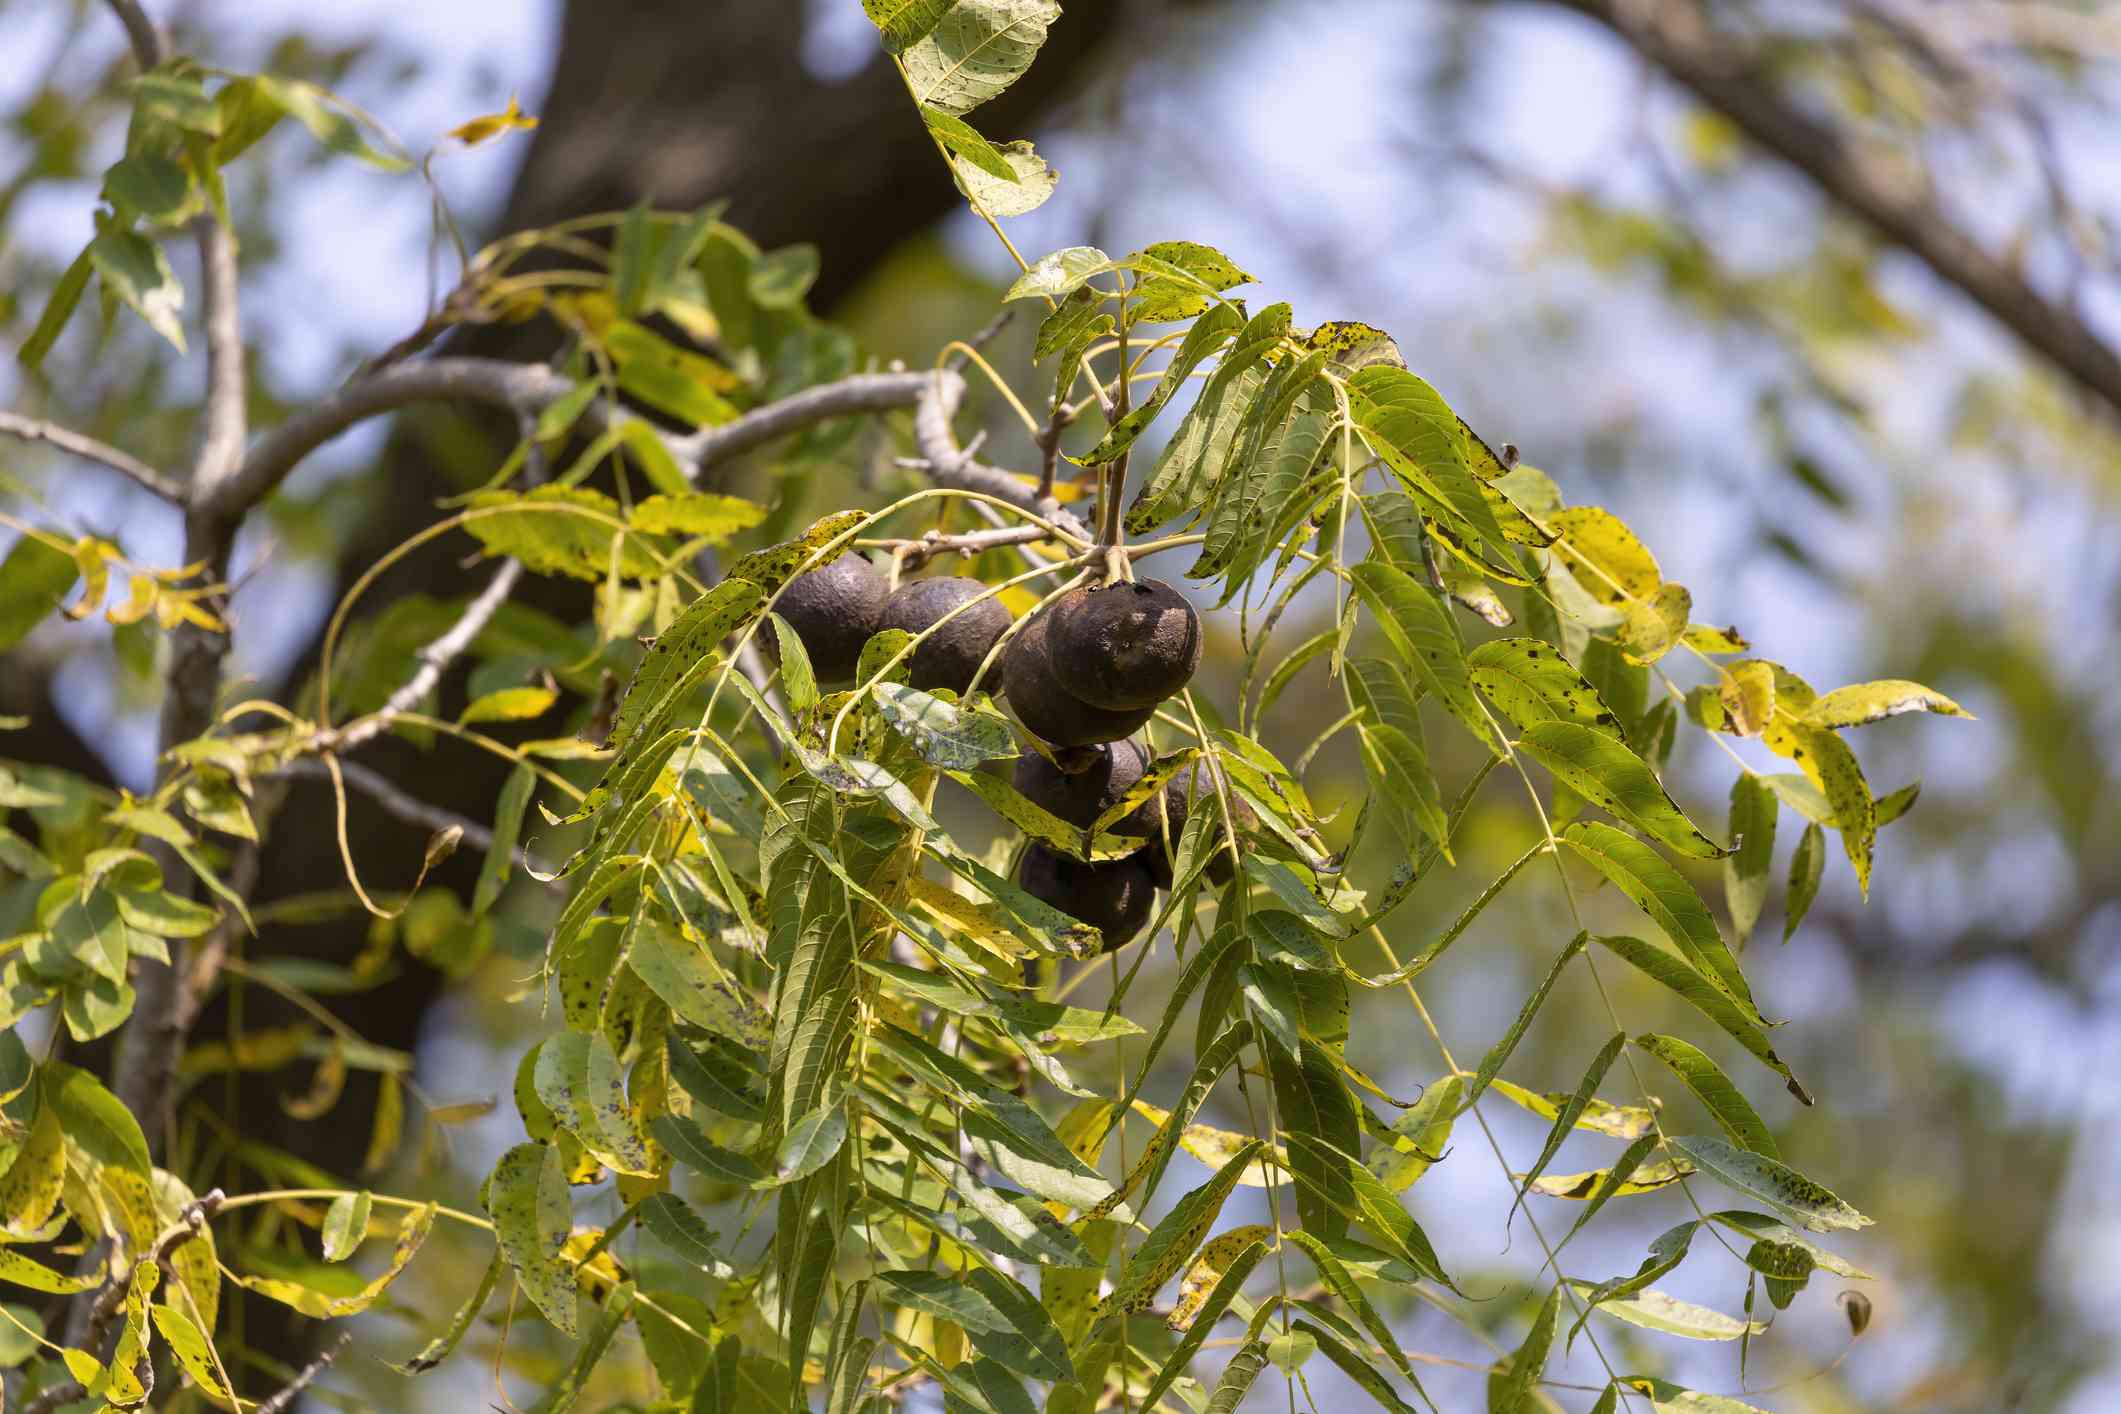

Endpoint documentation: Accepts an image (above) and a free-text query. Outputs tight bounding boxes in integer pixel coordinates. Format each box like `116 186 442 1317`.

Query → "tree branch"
254 1332 351 1414
320 557 524 752
271 758 551 876
100 0 166 69
913 368 1093 540
1549 0 2121 420
0 412 185 502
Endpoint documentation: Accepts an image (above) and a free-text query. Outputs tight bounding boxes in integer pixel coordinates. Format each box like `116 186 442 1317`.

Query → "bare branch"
190 216 248 501
914 369 1092 541
321 557 524 752
1551 0 2121 421
273 758 552 877
677 369 958 469
254 1332 352 1414
0 412 185 502
217 359 582 519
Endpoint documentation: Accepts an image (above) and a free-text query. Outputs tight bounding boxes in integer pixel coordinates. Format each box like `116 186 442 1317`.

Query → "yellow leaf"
1618 582 1690 664
459 685 559 725
1549 506 1661 609
1802 679 1971 729
106 574 157 626
447 94 538 147
1718 661 1775 737
1170 1224 1274 1332
1129 1100 1284 1186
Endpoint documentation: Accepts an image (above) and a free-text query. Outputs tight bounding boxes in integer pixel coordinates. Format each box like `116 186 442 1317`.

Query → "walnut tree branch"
318 557 524 752
1549 0 2121 421
0 413 185 502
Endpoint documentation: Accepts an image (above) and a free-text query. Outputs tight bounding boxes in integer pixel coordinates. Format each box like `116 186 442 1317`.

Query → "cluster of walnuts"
773 553 1253 954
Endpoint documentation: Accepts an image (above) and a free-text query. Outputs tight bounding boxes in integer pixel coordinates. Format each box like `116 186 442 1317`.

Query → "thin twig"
254 1332 352 1414
0 412 185 502
272 758 550 876
320 557 523 751
880 522 1058 571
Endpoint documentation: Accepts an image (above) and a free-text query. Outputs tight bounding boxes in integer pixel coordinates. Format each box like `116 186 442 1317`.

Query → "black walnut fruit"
876 576 1013 696
769 552 887 686
1017 844 1156 951
1049 578 1203 710
1001 600 1157 747
1013 737 1151 830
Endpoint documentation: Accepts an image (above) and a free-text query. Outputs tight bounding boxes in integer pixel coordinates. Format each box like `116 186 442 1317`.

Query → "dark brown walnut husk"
1013 737 1151 830
1017 844 1157 951
1135 760 1257 888
1001 600 1158 747
768 552 887 686
876 575 1014 696
1049 577 1203 710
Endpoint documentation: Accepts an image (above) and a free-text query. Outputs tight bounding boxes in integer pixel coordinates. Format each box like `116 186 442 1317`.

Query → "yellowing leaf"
1618 582 1691 664
447 94 538 146
459 685 558 725
1170 1224 1274 1332
1801 679 1971 729
1718 661 1775 737
1129 1100 1284 1185
630 492 768 541
1550 506 1661 608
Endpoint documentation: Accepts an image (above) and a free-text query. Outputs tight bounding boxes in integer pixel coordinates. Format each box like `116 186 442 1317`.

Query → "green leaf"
1140 1235 1268 1410
1295 1316 1417 1413
1466 931 1588 1108
1350 560 1500 755
473 763 535 919
1593 934 1809 1104
961 1265 1074 1382
533 1031 652 1175
0 536 78 652
1784 822 1825 944
104 153 194 225
875 1267 1015 1334
1524 729 1722 859
951 138 1056 217
1667 1136 1870 1232
321 1190 371 1262
90 228 186 352
252 75 409 170
901 0 1061 115
1493 1285 1561 1414
1347 367 1504 551
1567 1282 1766 1342
1510 1033 1626 1225
1801 679 1970 729
1081 301 1241 465
483 1142 577 1335
1358 723 1452 860
1006 244 1113 302
41 1062 151 1181
637 1192 726 1271
1724 775 1776 946
1558 1135 1664 1245
1102 1140 1263 1320
1124 304 1288 532
392 1249 503 1374
1127 240 1255 324
606 577 765 754
1286 1133 1454 1288
630 491 767 541
18 244 94 371
920 105 1015 178
1266 1037 1361 1241
1467 636 1626 734
774 1101 848 1185
1635 1034 1777 1157
649 1116 766 1187
1562 822 1755 1016
873 682 1017 768
1286 1230 1419 1387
